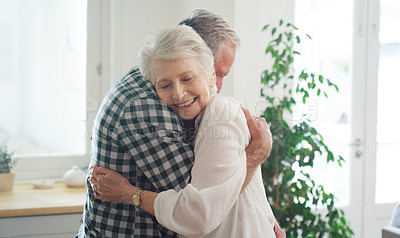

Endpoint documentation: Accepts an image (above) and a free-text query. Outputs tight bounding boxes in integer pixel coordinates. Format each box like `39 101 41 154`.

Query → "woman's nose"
172 84 185 101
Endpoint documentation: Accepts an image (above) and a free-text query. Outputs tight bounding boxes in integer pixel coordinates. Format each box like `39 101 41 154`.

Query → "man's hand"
242 107 273 169
240 107 273 192
89 165 135 204
274 221 286 238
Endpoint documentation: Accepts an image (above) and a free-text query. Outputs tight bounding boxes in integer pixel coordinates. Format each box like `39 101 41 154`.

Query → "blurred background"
0 0 398 237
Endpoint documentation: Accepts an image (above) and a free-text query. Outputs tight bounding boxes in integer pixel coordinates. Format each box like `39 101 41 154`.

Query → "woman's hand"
89 165 135 204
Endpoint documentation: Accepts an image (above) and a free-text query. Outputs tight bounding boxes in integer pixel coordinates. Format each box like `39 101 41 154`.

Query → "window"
0 0 100 180
0 0 87 157
294 0 353 207
375 0 400 204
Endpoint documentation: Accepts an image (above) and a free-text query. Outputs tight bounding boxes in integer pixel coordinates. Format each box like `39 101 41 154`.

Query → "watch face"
133 197 140 206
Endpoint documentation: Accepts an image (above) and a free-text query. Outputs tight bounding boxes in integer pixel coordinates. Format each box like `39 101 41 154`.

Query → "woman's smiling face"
151 57 213 120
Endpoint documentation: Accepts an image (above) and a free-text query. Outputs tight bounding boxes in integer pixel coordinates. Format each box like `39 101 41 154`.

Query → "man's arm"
241 107 272 192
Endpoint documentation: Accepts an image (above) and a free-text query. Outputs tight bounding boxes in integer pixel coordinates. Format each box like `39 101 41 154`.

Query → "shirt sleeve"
154 98 250 237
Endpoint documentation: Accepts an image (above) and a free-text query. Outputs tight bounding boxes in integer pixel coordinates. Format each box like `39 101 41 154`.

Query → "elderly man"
77 9 284 238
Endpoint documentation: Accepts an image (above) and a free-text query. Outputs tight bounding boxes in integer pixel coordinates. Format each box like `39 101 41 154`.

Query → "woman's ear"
209 67 217 86
209 67 217 97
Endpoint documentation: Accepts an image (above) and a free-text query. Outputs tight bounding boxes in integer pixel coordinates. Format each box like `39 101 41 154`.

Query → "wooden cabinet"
0 214 82 237
0 183 86 237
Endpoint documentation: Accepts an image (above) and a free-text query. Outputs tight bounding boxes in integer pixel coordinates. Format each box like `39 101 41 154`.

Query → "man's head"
179 9 240 93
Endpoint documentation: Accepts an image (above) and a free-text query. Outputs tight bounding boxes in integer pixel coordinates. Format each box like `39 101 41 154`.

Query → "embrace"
76 9 285 238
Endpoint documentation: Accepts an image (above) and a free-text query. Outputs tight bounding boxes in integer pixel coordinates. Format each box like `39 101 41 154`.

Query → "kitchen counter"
0 182 86 218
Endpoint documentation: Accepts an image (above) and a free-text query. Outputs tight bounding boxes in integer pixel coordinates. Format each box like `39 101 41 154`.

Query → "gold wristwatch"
132 189 143 207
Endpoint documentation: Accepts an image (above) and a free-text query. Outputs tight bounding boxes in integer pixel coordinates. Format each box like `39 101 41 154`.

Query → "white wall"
107 0 233 94
103 0 294 115
232 0 294 114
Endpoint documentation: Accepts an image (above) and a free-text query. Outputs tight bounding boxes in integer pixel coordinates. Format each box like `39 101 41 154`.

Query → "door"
294 0 400 237
363 0 400 236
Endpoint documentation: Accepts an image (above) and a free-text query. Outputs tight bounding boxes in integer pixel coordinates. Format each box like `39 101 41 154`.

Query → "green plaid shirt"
78 67 194 237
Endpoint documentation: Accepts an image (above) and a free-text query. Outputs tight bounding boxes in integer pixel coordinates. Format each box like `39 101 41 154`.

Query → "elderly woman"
90 25 278 237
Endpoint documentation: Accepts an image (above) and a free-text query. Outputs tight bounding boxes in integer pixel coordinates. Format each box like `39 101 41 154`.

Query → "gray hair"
179 9 241 62
138 25 214 84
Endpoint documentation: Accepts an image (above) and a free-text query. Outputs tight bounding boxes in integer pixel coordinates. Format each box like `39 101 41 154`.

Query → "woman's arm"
91 165 285 237
90 166 158 215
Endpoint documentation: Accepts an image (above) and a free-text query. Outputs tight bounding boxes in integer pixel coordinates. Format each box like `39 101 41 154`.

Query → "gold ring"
93 185 98 193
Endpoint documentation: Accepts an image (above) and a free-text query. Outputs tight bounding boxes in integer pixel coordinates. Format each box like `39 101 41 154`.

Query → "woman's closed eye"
158 83 171 89
182 78 192 82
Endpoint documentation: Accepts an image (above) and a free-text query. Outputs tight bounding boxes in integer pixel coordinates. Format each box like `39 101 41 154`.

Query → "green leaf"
286 32 293 41
311 127 318 135
334 84 339 92
272 27 277 36
287 55 293 64
300 71 308 80
319 75 324 83
265 45 272 54
262 24 270 31
276 33 282 44
327 151 334 162
296 35 301 44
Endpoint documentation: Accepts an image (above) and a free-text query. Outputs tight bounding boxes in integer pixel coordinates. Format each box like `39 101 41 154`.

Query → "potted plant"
0 146 17 191
260 20 354 237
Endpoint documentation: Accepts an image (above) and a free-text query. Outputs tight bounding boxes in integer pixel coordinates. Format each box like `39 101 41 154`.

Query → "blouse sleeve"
154 97 250 237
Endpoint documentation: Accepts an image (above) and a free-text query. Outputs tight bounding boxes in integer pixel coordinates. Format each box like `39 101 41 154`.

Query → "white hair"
138 25 214 84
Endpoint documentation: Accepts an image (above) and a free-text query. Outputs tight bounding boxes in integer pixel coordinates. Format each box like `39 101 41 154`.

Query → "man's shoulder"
95 67 181 130
113 67 155 100
100 67 160 113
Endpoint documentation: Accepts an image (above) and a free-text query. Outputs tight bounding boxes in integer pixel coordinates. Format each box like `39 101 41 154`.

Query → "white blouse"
154 96 276 238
